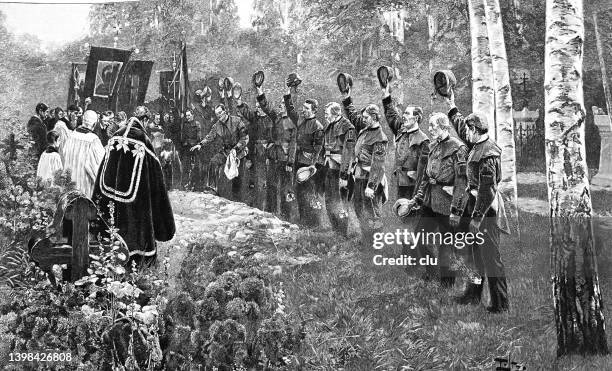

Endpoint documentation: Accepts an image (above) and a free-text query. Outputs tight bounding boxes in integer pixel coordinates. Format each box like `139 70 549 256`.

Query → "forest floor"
157 173 612 370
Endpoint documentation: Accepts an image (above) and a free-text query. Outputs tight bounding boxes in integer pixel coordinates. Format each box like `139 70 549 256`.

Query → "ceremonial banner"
83 46 132 112
159 70 178 103
67 62 86 109
175 42 193 115
116 60 154 116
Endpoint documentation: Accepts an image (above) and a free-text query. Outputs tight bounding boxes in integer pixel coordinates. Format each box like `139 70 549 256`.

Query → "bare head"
361 104 380 127
302 99 318 119
325 102 342 124
428 112 450 142
402 106 423 131
215 104 229 122
82 110 98 130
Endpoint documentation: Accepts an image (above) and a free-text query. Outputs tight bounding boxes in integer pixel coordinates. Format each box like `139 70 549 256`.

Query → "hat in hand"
252 70 265 88
296 166 316 183
232 82 243 100
286 72 302 88
195 86 212 100
223 77 234 93
377 65 393 89
433 70 456 98
337 73 353 94
393 198 416 217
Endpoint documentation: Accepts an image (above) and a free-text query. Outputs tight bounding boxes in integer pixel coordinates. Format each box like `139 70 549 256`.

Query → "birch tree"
545 0 608 356
468 0 496 141
484 0 519 233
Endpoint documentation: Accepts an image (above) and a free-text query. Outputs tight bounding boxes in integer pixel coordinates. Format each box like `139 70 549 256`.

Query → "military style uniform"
193 102 216 189
284 93 324 228
181 117 202 190
382 96 430 198
413 134 468 286
321 115 355 237
342 97 388 249
449 107 510 311
236 101 273 210
257 93 298 220
199 115 249 201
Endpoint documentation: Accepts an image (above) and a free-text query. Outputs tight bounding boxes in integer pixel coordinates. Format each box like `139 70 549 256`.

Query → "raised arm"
381 93 403 137
446 90 468 143
257 92 279 123
283 93 299 125
341 96 366 132
236 98 258 124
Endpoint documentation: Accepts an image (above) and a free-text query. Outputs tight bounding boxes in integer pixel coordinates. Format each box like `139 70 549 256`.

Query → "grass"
274 176 612 370
158 172 612 370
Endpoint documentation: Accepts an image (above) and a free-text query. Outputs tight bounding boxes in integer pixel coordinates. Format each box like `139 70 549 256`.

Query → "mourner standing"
194 88 215 188
340 84 389 249
256 77 298 219
181 109 202 190
284 76 324 228
446 90 510 313
93 106 175 267
62 110 105 197
236 89 273 210
322 101 355 237
27 103 49 159
36 131 63 185
394 112 468 287
381 85 429 198
190 103 249 201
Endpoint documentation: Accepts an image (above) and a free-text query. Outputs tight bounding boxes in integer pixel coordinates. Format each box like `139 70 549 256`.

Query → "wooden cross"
30 193 99 283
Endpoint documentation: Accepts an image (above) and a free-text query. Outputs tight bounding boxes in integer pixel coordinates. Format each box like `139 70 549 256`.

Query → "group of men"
28 102 175 267
28 68 510 313
184 70 509 314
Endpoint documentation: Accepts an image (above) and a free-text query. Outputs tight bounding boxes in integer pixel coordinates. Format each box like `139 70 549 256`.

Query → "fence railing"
514 123 545 172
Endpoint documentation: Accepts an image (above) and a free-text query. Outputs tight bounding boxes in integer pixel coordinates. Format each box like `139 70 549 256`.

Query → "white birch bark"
468 0 496 141
545 0 608 356
485 0 519 233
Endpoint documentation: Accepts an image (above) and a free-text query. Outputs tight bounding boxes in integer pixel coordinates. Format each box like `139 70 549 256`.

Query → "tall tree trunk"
468 0 496 141
545 0 608 356
485 0 519 234
427 4 438 109
593 12 612 117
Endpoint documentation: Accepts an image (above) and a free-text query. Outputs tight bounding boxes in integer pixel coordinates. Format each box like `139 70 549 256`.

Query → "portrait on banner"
93 60 124 98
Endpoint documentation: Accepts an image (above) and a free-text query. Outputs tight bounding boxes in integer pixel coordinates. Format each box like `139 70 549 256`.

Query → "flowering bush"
0 132 75 287
163 241 305 370
0 196 170 370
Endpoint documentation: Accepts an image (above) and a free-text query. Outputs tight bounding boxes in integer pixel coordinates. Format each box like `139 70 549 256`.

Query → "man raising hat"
340 85 389 249
445 89 510 313
284 76 325 228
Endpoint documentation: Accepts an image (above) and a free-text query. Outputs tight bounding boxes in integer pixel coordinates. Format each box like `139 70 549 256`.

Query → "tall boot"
486 277 509 313
454 280 483 305
439 266 455 288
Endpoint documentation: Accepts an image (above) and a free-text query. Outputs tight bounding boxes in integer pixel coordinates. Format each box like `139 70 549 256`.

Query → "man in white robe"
63 110 105 197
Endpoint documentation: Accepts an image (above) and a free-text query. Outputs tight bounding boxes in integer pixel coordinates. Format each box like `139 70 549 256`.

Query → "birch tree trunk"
468 0 496 141
485 0 519 234
545 0 608 356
